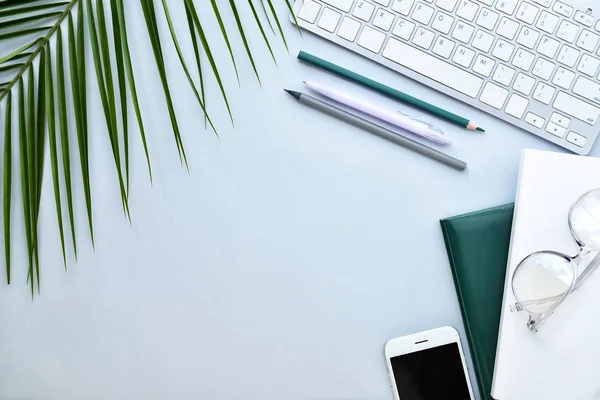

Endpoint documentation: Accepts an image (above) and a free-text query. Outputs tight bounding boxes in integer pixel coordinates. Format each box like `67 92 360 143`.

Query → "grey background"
0 1 595 399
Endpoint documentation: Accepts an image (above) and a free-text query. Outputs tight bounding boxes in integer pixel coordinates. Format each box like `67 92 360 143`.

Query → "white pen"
303 81 450 145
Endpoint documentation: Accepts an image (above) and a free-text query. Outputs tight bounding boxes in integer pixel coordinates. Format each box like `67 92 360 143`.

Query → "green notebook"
440 204 514 400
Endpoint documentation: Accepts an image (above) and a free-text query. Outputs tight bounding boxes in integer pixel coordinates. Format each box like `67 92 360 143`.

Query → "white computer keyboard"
292 0 600 154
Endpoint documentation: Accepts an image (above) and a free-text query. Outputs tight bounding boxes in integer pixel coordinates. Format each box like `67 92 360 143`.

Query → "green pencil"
297 51 485 133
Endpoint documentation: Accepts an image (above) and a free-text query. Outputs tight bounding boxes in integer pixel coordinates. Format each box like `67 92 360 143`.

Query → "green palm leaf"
0 0 299 294
3 90 12 284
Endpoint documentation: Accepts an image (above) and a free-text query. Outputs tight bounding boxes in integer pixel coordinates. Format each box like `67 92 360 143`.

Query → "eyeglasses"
510 188 600 333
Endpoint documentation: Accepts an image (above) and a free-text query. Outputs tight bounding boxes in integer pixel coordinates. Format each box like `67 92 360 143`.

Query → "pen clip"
397 111 445 135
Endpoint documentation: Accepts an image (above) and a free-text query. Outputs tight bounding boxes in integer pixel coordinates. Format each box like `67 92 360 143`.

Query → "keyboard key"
412 2 435 24
456 0 479 21
516 2 539 24
472 30 494 52
577 55 600 77
393 17 416 39
495 0 518 15
525 112 545 128
552 1 573 17
453 45 476 67
536 11 559 34
505 93 529 118
432 36 455 58
492 39 515 61
596 21 600 33
358 26 387 52
557 45 581 67
480 82 509 109
436 0 458 12
476 0 494 5
298 0 321 23
382 38 484 97
391 0 415 15
472 54 495 76
497 17 520 39
353 1 376 21
432 12 455 34
546 121 566 137
533 82 556 104
318 8 342 32
412 26 436 49
552 67 576 89
532 58 555 80
493 64 516 85
373 9 395 31
550 112 570 128
537 35 560 57
513 72 536 95
573 76 600 105
531 0 551 7
338 17 362 41
566 131 587 147
476 8 499 30
554 92 600 125
557 20 579 42
576 30 600 52
574 10 594 27
452 21 475 43
516 27 540 49
322 0 355 12
374 0 391 4
512 48 535 70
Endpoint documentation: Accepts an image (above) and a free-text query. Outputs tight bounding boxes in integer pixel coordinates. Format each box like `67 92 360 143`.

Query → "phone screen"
390 343 471 400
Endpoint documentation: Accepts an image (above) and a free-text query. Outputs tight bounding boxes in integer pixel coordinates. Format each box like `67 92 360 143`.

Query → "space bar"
382 38 484 98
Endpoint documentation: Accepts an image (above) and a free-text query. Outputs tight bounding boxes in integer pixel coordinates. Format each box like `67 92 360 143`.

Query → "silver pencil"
284 89 467 171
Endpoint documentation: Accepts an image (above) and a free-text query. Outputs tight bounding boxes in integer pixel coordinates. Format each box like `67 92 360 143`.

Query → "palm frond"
0 0 298 293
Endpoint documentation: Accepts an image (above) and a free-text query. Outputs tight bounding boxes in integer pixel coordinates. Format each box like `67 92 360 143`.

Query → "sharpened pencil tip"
476 127 485 132
284 89 301 100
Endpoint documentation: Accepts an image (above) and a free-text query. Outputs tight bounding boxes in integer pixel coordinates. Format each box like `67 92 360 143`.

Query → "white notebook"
492 149 600 400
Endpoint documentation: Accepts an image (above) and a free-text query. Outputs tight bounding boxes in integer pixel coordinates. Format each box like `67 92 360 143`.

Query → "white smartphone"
385 326 475 400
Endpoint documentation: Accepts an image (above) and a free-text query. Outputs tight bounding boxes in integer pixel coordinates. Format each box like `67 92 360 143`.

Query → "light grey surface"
0 1 597 400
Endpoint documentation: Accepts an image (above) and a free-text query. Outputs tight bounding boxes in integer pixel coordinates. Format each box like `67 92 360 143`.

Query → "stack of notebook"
441 149 600 400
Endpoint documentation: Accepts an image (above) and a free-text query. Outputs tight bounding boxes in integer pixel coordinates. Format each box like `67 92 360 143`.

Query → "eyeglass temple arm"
511 251 600 312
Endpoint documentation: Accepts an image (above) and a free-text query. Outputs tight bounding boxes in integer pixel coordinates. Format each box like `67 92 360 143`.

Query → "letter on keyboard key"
456 0 479 21
353 0 376 21
412 27 436 49
432 36 456 58
480 82 509 109
412 3 435 24
554 92 600 125
322 0 355 12
512 48 535 70
537 35 560 58
382 38 484 97
432 12 455 34
357 26 387 53
393 18 416 39
492 39 515 61
472 30 495 52
497 17 520 39
516 27 540 49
